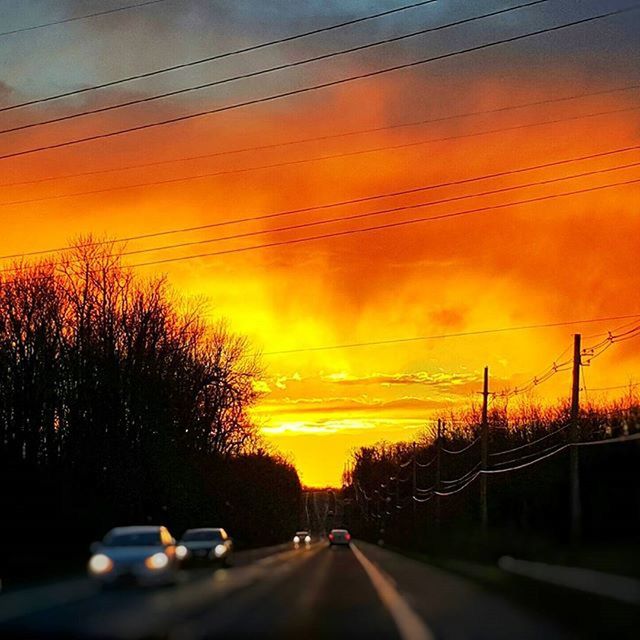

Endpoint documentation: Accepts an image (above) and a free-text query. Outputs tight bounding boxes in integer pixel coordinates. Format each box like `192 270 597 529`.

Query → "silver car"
178 528 233 566
88 525 180 586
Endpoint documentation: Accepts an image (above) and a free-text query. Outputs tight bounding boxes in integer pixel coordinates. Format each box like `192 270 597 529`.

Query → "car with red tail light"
328 528 351 546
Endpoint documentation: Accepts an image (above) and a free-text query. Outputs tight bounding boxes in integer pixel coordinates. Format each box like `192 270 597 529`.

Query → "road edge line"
351 542 435 640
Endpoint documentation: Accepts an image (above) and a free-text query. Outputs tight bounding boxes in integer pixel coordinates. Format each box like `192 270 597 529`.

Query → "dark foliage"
344 399 640 562
0 242 301 584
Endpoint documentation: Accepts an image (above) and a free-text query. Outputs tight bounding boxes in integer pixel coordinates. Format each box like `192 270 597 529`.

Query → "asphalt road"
0 541 572 640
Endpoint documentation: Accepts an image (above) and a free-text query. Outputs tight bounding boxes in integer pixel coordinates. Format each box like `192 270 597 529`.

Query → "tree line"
0 241 301 582
343 396 640 561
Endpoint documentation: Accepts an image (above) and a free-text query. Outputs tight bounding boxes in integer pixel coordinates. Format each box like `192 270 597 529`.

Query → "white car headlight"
214 544 227 558
145 552 169 570
304 535 311 544
175 545 189 561
88 553 113 575
293 536 300 544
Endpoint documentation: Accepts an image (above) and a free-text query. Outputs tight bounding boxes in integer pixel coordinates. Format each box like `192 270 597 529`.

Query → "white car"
88 525 180 586
293 530 312 545
178 528 233 566
328 528 351 546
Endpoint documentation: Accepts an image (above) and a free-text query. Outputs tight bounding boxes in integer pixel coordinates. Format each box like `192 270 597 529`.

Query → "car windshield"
103 531 162 547
296 532 309 536
182 530 223 542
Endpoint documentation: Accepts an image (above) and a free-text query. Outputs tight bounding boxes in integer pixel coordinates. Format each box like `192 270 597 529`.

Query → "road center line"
351 542 435 640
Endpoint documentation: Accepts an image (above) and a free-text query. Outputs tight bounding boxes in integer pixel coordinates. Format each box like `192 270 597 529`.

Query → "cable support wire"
489 442 568 469
489 423 570 458
495 360 573 399
415 484 435 494
435 472 481 496
482 444 569 474
1 4 634 162
441 437 480 455
440 462 482 485
416 456 436 468
412 494 433 503
575 432 640 447
398 458 412 468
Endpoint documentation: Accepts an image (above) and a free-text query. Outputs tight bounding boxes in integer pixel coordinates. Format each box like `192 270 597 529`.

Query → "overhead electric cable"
2 161 638 277
257 314 640 356
3 82 638 189
2 142 638 262
0 1 549 136
0 0 170 38
1 107 637 209
0 0 439 112
1 4 633 161
129 176 640 269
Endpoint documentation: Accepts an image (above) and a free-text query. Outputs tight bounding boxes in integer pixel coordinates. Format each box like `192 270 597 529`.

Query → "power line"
258 315 640 356
1 1 549 136
129 175 640 269
99 159 640 260
3 82 638 189
2 5 633 162
0 0 438 112
0 0 170 38
5 174 634 282
1 105 637 208
2 142 638 263
4 156 636 274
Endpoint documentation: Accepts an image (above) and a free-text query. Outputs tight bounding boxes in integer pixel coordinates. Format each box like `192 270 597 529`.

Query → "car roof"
295 530 309 534
183 527 224 534
330 528 349 533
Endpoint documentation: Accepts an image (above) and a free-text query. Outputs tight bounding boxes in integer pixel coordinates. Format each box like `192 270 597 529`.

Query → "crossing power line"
3 82 638 190
1 163 639 276
0 0 439 112
127 175 640 268
2 104 638 208
0 0 171 38
1 4 634 161
1 142 638 265
259 315 640 356
1 141 638 260
57 159 640 261
1 1 549 136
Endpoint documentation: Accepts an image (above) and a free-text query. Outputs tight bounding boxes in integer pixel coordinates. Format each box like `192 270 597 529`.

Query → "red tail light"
345 533 351 541
329 533 334 540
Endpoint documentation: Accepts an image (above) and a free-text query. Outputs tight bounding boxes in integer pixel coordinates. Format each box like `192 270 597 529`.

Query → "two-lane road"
0 541 571 639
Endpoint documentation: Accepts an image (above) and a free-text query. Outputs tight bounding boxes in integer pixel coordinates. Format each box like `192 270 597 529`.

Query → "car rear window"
182 530 224 542
104 531 161 546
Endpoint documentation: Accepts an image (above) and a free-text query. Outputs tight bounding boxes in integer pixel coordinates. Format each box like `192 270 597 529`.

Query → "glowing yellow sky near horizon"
2 10 640 486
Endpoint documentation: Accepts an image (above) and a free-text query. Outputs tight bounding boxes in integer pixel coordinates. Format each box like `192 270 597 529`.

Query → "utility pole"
570 333 582 542
435 418 442 531
412 442 417 529
480 366 489 534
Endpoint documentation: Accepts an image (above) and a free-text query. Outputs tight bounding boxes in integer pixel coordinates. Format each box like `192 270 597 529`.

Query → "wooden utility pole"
480 366 489 534
435 418 442 531
570 333 582 542
412 442 417 526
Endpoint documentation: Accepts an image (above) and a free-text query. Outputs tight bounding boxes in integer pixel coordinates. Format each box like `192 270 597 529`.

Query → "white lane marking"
498 556 640 605
351 542 435 640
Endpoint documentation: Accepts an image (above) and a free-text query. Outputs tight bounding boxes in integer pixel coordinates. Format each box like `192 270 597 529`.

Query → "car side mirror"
90 541 101 554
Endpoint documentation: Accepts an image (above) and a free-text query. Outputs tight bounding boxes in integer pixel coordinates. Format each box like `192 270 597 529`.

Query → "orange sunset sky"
1 0 639 486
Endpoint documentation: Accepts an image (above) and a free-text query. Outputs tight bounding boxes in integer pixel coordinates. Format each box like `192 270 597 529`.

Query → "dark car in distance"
177 528 233 566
